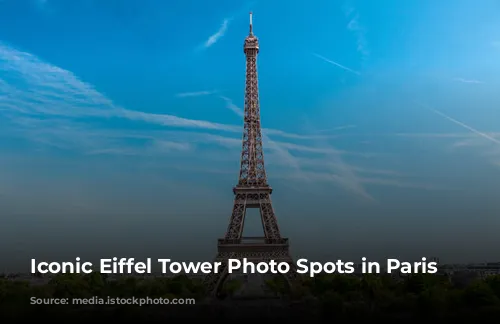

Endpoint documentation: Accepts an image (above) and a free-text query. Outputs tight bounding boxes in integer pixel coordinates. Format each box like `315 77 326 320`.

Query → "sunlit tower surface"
203 12 298 298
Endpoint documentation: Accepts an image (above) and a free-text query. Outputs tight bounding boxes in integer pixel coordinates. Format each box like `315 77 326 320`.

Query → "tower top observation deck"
244 12 259 54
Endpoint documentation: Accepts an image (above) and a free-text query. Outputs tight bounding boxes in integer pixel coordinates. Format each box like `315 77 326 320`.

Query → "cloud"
0 42 336 154
451 138 479 149
315 125 356 133
222 93 375 201
426 107 500 167
0 41 444 201
492 41 500 49
203 18 230 48
430 133 500 169
294 157 404 177
343 4 369 60
453 78 484 84
302 119 375 202
158 134 434 197
175 90 218 98
394 132 482 139
276 171 451 191
425 107 500 145
216 96 429 200
393 106 500 169
220 96 243 116
0 43 231 152
392 130 500 160
0 42 320 140
312 53 360 75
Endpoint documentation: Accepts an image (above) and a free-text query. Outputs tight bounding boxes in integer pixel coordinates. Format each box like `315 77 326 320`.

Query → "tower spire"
249 11 253 35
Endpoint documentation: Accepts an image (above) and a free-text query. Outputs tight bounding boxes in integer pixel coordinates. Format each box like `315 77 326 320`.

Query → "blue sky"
1 0 500 268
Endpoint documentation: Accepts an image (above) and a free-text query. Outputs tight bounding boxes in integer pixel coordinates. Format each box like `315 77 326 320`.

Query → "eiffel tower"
204 12 298 297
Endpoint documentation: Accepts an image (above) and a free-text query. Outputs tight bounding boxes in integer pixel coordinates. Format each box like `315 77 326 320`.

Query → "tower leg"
204 257 229 298
225 195 247 240
203 250 298 298
258 192 281 239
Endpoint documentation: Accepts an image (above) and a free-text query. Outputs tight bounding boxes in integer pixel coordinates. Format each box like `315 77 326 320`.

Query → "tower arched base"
203 241 299 298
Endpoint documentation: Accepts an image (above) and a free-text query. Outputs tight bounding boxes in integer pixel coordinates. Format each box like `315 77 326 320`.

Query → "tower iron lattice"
203 12 297 297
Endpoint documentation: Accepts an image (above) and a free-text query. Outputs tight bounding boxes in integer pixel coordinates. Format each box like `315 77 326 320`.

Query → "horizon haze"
1 0 500 270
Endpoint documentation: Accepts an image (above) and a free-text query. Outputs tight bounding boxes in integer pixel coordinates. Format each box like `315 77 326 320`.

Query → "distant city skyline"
1 0 500 270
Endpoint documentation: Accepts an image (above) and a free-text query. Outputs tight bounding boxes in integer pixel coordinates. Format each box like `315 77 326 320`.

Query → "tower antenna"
249 11 253 35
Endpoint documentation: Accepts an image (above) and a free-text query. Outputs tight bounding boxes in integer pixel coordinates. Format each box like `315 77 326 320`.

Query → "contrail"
429 108 500 145
312 53 360 75
453 78 483 84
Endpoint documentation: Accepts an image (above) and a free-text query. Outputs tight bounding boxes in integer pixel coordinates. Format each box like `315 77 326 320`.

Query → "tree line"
1 272 500 320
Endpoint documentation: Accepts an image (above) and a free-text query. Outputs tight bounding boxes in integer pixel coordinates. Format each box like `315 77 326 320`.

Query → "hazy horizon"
1 0 500 271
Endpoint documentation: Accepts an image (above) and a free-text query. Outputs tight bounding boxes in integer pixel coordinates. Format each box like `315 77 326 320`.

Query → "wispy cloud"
453 78 484 84
0 41 444 200
294 157 403 177
217 97 425 199
491 41 500 49
0 42 344 155
276 171 451 191
315 125 356 133
221 93 376 201
0 42 313 138
0 43 234 151
175 90 218 98
426 107 500 145
213 96 335 140
312 53 360 75
343 4 369 60
203 18 230 49
395 132 482 139
220 96 243 116
408 105 500 168
391 130 500 168
394 132 500 140
302 119 375 202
